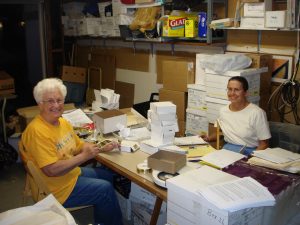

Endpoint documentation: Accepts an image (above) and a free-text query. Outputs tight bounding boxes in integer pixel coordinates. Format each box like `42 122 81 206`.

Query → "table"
95 149 167 225
0 94 17 142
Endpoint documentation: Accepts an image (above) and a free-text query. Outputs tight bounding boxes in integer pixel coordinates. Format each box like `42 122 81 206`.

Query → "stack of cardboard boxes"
159 57 195 136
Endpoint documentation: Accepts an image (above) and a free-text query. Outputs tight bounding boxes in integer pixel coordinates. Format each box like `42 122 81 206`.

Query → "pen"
239 145 247 154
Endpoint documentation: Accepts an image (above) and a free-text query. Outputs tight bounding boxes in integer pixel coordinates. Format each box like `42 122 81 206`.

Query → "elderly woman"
203 76 271 156
21 78 123 225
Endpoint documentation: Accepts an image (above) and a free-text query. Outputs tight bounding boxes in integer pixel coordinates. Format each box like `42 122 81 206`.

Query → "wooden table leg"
150 196 163 225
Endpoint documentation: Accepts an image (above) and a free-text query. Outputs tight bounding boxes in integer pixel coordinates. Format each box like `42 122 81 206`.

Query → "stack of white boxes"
148 101 178 146
240 0 272 29
205 67 266 123
166 166 264 225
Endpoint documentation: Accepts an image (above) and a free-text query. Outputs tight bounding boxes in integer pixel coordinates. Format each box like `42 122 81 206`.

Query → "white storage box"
185 108 208 136
187 84 207 111
93 109 127 134
166 167 265 225
265 11 286 28
150 101 177 114
243 1 272 17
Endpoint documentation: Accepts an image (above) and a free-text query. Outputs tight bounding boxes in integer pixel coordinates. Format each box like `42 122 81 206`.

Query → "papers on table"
62 109 93 127
197 176 276 212
200 149 245 168
252 148 300 164
174 135 207 146
159 145 188 154
248 157 300 173
124 127 151 142
181 145 216 159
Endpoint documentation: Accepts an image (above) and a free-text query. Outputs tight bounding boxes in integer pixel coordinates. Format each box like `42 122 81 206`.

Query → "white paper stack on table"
166 165 273 225
140 102 178 154
248 147 300 173
200 149 246 169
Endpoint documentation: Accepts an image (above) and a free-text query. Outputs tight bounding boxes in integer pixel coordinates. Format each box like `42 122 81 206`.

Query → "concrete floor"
0 163 129 225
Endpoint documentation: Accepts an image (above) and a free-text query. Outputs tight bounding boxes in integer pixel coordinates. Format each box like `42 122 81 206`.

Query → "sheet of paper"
197 177 275 212
62 108 93 127
252 147 300 164
125 127 151 141
174 135 207 146
183 145 216 158
200 149 245 168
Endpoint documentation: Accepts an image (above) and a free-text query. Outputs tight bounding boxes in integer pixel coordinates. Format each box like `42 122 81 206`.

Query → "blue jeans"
223 143 256 156
63 167 123 225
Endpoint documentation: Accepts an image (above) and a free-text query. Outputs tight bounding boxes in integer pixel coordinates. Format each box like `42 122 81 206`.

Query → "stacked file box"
185 84 208 136
205 68 266 123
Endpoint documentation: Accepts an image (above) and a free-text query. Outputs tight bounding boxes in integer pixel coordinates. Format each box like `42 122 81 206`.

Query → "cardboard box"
17 103 76 131
166 167 264 225
246 53 273 96
61 65 86 84
148 150 186 174
159 88 187 121
162 58 195 92
0 71 15 94
162 16 186 37
93 109 127 134
265 10 286 28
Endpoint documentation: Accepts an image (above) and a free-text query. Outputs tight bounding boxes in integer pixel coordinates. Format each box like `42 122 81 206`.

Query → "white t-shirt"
219 103 271 148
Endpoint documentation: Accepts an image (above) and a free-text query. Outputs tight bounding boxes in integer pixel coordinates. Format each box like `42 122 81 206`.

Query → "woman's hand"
81 142 101 160
200 134 210 142
101 141 120 152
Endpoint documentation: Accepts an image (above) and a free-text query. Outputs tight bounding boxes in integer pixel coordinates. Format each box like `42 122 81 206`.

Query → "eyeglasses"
42 99 64 105
226 88 243 93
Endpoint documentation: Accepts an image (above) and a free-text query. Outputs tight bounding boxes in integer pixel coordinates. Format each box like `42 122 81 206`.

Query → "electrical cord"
268 8 300 124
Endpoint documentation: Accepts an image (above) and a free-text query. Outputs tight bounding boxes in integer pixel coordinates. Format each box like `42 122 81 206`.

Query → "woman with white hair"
21 78 123 225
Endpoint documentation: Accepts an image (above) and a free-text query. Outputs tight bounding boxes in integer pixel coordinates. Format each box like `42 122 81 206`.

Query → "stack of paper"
174 135 207 146
181 145 216 161
200 149 245 168
197 176 276 212
248 157 300 174
252 148 300 164
62 109 93 127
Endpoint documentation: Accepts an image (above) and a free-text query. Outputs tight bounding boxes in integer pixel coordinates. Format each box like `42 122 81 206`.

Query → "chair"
19 142 92 212
216 121 224 150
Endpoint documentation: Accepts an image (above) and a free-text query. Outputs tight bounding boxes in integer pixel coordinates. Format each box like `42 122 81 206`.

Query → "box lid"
148 150 186 174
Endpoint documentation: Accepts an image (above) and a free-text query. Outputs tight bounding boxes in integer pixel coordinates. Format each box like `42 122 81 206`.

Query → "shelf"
222 27 299 31
125 36 225 43
124 2 163 9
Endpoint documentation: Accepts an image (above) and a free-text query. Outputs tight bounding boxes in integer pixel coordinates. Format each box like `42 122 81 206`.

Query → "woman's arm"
256 139 269 150
41 142 100 177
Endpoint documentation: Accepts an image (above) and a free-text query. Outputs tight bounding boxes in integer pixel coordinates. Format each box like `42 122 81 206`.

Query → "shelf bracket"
257 30 261 53
133 42 136 55
150 43 154 57
171 43 175 55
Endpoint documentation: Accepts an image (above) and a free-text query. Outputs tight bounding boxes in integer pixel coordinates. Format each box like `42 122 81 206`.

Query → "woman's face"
227 80 248 104
39 88 64 123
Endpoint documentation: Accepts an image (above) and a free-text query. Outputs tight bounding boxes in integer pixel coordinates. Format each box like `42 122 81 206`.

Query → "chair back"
19 141 50 202
216 121 224 150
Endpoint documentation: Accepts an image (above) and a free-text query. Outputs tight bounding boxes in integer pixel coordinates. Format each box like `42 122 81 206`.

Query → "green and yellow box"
185 17 198 37
162 16 186 37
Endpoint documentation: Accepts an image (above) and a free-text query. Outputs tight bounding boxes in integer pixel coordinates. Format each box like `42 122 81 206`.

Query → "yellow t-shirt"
21 114 84 204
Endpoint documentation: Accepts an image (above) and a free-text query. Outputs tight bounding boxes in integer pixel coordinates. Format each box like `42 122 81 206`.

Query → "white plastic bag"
0 195 76 225
198 53 252 73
